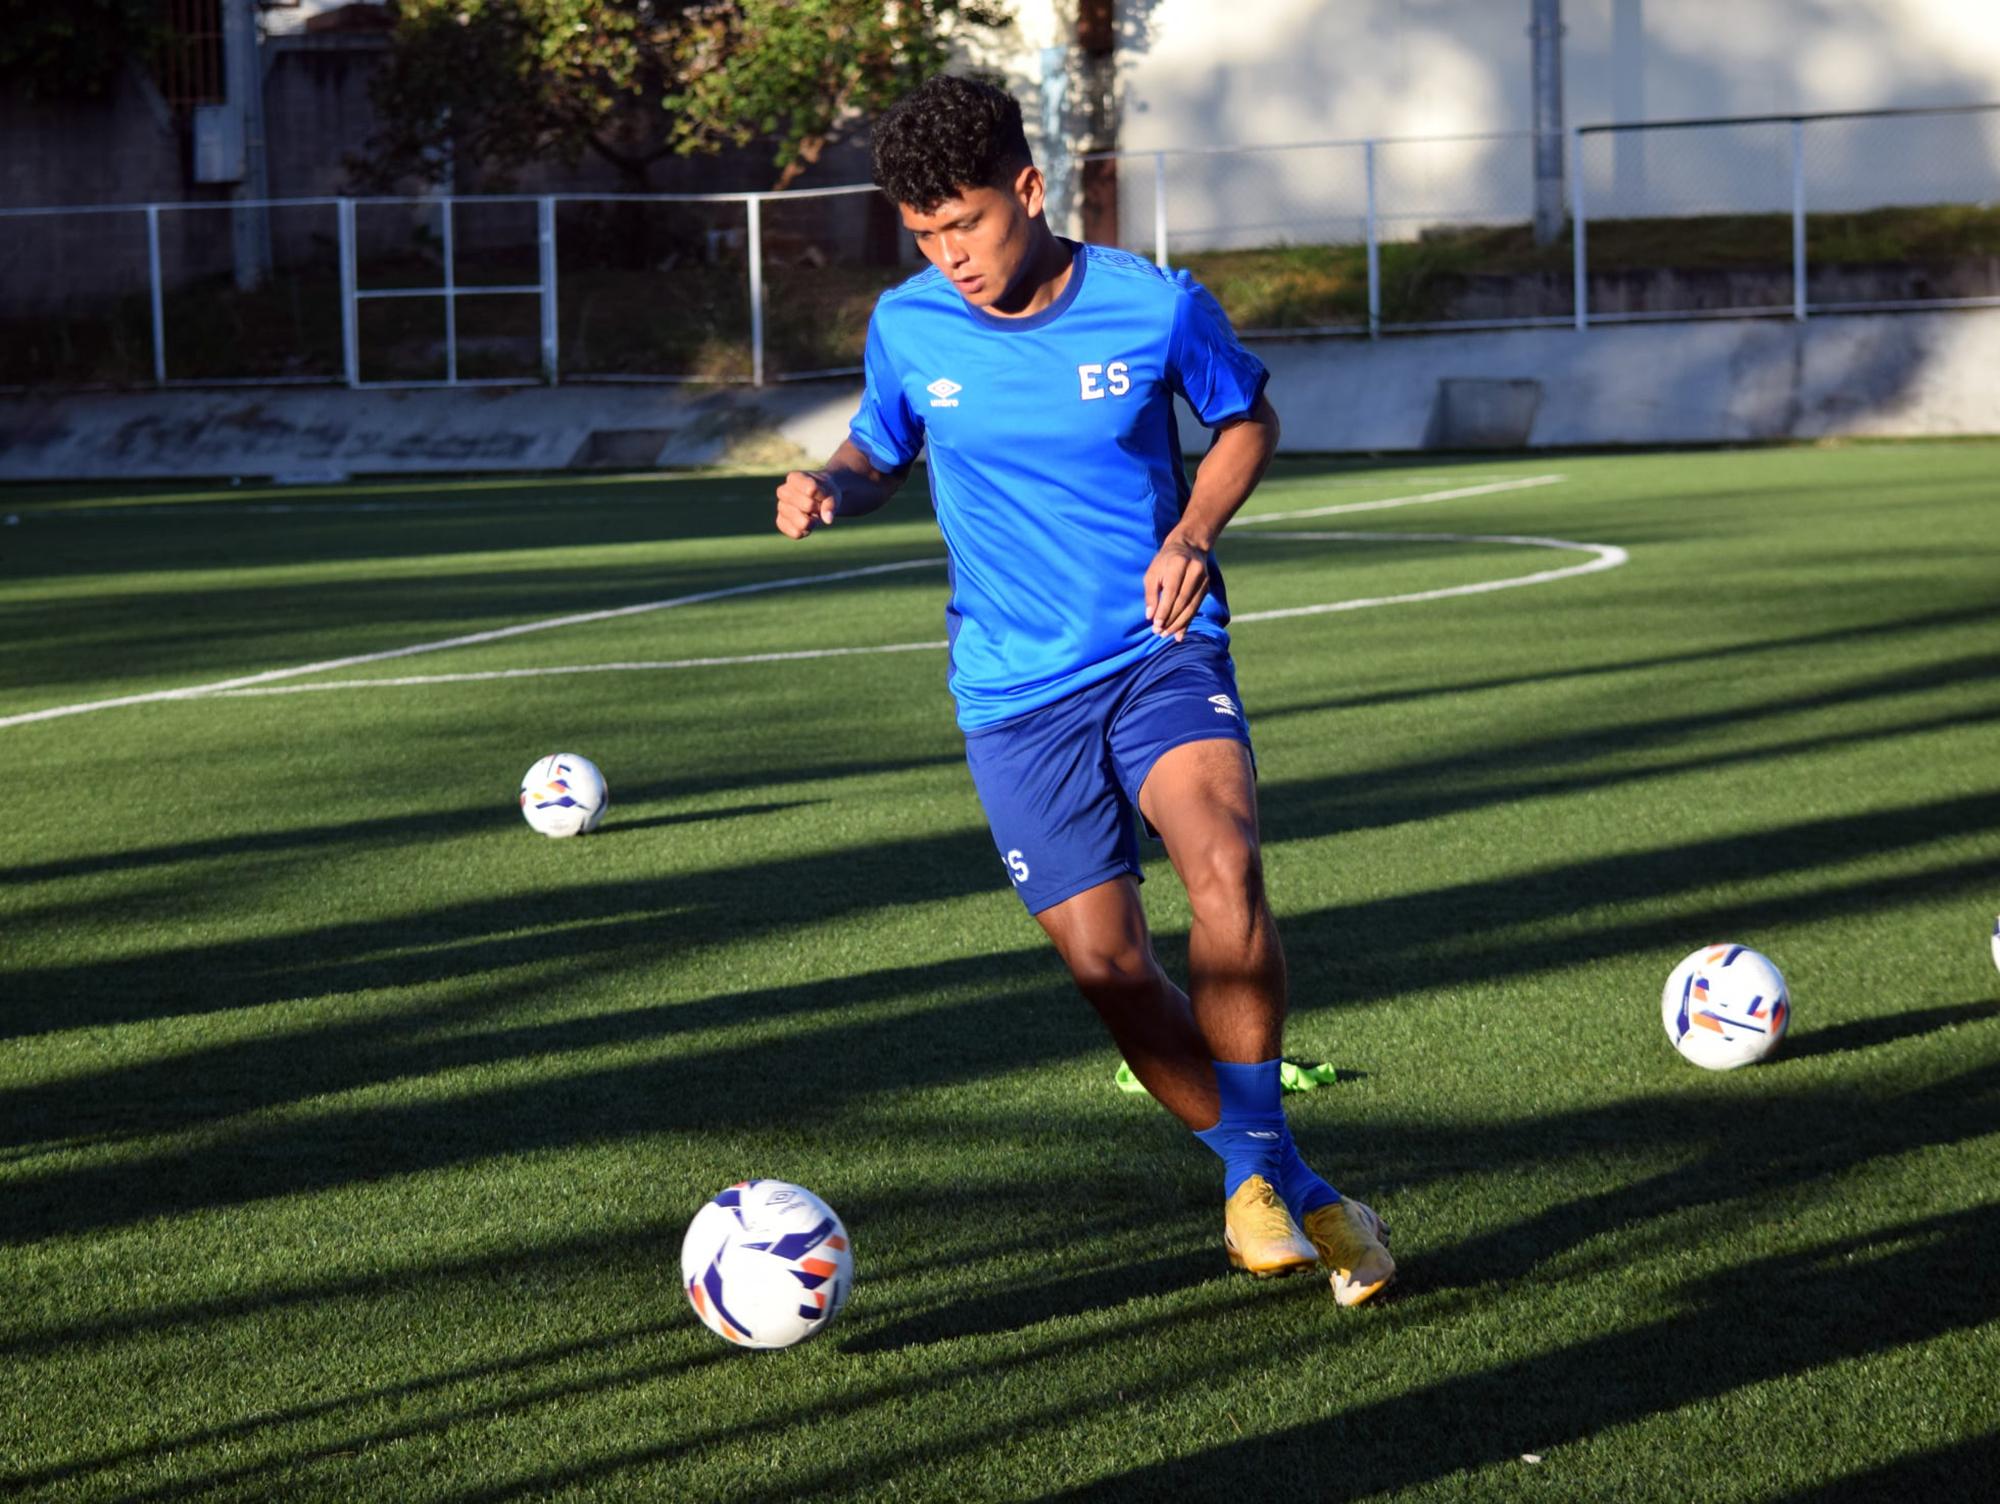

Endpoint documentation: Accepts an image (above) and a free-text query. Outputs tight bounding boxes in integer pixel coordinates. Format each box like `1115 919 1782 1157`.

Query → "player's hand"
1144 536 1211 641
775 470 838 539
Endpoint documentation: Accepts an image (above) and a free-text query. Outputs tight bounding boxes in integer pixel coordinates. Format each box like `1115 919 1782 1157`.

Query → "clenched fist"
775 470 839 539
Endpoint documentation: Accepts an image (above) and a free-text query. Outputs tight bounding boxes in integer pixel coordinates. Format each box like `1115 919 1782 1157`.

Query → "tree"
358 0 669 193
668 0 1012 191
359 0 1012 194
0 0 164 103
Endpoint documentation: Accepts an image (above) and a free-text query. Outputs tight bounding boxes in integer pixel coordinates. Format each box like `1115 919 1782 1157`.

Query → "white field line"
211 640 954 697
0 475 1585 726
1232 473 1565 526
0 557 943 730
1228 531 1627 622
208 528 1625 698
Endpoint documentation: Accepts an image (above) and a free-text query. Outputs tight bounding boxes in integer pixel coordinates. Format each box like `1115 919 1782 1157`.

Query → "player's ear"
1011 161 1045 221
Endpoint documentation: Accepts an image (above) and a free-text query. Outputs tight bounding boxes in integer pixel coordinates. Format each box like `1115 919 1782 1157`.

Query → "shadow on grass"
838 1246 1220 1355
1779 999 2000 1061
1 1311 724 1495
4 781 1997 1245
1052 1202 2000 1501
0 765 952 888
1763 1433 2000 1502
7 1050 2000 1498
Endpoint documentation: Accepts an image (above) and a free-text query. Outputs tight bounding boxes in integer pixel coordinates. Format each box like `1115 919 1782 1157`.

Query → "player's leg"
1138 735 1394 1303
1134 736 1284 1065
1034 872 1319 1277
1030 875 1216 1129
1117 641 1395 1303
962 684 1221 1131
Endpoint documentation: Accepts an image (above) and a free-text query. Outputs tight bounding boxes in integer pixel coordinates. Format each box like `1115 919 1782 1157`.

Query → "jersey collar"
962 240 1086 332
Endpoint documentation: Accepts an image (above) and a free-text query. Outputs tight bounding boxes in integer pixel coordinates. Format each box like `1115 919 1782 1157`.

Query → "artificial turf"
2 443 1998 1500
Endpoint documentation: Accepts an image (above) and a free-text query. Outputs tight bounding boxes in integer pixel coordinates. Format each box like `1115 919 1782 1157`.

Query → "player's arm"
774 438 911 539
1145 393 1281 638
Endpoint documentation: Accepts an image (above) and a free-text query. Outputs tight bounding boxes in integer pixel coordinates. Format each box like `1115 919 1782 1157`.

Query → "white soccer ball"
1662 944 1791 1070
518 753 607 837
1991 915 1999 974
681 1180 852 1350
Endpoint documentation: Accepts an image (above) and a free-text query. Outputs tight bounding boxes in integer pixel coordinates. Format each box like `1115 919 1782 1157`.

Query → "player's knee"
1181 836 1267 933
1064 940 1157 999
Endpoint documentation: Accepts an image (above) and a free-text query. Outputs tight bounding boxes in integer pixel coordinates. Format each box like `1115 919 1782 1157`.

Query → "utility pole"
223 0 272 289
1530 0 1567 245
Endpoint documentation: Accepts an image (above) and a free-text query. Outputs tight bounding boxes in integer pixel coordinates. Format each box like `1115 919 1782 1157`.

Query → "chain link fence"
3 105 1995 390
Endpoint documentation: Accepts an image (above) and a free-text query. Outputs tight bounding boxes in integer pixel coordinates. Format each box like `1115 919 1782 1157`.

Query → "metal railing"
1091 101 2000 337
2 103 1996 390
1 182 891 390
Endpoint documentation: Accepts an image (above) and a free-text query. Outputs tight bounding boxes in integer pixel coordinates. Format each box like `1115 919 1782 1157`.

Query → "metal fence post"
145 205 167 386
337 197 359 388
1571 126 1588 331
747 194 766 387
1364 140 1380 338
1153 152 1169 268
441 197 458 385
538 195 558 384
1791 118 1807 322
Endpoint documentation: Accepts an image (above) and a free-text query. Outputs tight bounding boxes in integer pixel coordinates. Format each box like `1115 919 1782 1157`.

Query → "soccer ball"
1662 944 1790 1070
519 753 607 837
681 1180 852 1350
1991 916 1999 973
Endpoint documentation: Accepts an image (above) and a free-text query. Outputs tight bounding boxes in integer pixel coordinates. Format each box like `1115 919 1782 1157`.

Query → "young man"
773 74 1394 1305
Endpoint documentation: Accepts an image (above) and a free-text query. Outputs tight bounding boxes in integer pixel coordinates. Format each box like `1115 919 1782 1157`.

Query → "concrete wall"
1224 306 2000 451
3 308 1995 482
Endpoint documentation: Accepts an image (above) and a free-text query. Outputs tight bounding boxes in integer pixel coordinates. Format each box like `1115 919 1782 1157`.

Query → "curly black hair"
871 73 1033 211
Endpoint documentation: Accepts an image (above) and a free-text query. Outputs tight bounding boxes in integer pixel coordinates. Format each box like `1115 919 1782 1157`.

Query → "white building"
986 1 2000 249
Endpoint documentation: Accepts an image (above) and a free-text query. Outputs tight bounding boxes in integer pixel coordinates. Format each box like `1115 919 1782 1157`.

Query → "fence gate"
338 197 557 388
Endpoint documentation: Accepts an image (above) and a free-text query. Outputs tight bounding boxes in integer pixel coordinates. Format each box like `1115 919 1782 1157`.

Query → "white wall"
1116 1 2000 147
986 2 2000 251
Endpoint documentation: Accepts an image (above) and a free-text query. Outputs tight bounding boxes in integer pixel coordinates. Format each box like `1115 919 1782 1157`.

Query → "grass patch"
3 446 1999 1497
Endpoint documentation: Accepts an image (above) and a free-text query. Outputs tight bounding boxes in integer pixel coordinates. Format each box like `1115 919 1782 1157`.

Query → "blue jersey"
846 242 1269 731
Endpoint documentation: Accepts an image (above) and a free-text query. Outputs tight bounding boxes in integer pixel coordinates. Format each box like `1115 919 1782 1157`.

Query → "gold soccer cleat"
1222 1175 1320 1277
1302 1197 1396 1306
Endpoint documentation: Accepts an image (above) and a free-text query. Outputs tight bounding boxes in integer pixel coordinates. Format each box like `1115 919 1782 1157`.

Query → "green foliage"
0 0 163 101
666 0 1013 188
359 0 659 190
361 0 1013 193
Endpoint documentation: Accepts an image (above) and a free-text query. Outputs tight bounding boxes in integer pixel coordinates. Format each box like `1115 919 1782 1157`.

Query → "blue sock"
1192 1059 1288 1197
1275 1135 1342 1217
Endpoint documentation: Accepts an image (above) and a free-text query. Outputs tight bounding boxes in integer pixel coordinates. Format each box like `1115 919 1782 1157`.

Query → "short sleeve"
1167 275 1269 428
847 313 925 471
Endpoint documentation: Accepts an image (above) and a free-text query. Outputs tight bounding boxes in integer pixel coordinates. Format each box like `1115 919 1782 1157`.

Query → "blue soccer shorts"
962 633 1255 915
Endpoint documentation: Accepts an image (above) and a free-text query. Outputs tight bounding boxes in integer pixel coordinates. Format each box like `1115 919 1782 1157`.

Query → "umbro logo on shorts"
1209 694 1240 719
927 377 962 408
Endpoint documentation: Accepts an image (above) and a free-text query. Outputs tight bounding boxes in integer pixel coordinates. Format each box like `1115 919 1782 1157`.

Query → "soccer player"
773 74 1394 1305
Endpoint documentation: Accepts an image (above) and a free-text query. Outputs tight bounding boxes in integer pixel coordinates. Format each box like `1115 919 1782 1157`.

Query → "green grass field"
3 443 1999 1500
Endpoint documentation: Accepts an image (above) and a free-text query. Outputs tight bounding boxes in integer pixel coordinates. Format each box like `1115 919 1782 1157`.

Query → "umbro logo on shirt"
1209 694 1240 719
927 377 962 408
